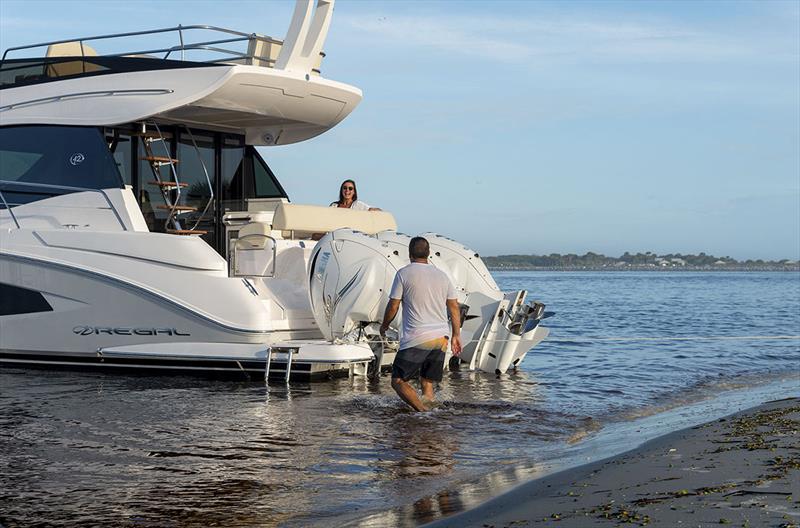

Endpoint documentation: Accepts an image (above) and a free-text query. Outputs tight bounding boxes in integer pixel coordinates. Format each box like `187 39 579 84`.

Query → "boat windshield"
0 125 124 206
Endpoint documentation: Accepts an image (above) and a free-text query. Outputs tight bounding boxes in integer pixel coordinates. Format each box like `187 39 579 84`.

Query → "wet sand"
426 397 799 528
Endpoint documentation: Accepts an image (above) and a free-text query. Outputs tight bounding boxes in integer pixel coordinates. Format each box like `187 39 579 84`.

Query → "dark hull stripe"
0 352 340 381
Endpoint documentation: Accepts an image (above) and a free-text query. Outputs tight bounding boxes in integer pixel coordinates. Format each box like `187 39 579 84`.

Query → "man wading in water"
380 237 462 411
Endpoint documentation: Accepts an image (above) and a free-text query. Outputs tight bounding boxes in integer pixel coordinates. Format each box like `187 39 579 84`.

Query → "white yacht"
0 0 549 380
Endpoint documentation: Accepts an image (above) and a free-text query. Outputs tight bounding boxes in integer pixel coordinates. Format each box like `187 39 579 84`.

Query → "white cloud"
340 11 793 65
345 15 533 62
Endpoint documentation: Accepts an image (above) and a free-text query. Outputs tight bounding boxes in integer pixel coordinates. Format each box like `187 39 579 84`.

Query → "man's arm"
379 299 401 337
446 299 462 356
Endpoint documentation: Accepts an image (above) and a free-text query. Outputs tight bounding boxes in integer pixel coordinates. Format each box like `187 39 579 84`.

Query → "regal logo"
72 326 190 336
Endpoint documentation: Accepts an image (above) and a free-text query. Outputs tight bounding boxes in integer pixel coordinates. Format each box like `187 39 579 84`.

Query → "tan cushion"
246 37 281 67
46 42 98 57
238 222 272 238
272 203 396 235
46 42 100 78
235 222 273 249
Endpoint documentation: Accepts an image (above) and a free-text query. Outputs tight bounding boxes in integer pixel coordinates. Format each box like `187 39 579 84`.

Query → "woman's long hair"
337 179 358 204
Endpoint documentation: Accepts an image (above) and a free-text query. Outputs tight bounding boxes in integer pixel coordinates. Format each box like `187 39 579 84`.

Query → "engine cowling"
307 228 549 373
308 229 403 341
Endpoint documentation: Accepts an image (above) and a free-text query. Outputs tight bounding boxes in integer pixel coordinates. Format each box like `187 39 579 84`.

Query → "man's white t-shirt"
389 262 457 350
330 200 371 211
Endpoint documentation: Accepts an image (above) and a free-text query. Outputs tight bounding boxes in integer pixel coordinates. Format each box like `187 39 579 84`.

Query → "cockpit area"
0 123 288 257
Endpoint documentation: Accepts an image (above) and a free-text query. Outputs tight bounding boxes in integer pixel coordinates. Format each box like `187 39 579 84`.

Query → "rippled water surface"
1 272 799 527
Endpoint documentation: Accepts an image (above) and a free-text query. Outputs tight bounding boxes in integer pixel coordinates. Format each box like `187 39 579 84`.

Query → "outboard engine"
308 229 549 373
308 229 405 342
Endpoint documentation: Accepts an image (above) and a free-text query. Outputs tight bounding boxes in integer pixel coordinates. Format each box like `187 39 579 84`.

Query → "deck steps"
156 205 197 212
166 229 208 235
140 155 179 165
139 123 212 236
148 180 188 188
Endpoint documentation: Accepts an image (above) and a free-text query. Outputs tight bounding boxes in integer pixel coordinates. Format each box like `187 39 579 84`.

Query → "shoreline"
424 397 800 528
488 267 800 272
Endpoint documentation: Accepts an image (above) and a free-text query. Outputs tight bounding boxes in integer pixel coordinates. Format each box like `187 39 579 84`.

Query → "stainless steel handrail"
1 25 281 61
231 234 277 278
0 24 327 81
0 187 21 229
0 180 128 230
98 37 255 61
182 125 215 231
151 121 183 231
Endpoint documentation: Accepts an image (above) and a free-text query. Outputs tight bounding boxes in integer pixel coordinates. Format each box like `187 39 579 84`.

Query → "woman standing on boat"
331 179 381 211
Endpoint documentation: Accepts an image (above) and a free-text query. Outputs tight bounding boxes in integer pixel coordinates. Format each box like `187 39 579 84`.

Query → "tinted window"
0 56 217 89
0 126 123 206
177 130 216 246
107 130 133 186
221 136 245 212
218 145 287 210
252 147 287 199
0 283 53 316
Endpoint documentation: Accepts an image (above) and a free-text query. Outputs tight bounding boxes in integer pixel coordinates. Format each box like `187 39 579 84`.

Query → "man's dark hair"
409 237 430 259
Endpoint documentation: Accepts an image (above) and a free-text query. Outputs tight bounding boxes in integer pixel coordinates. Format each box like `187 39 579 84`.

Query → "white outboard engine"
308 229 549 374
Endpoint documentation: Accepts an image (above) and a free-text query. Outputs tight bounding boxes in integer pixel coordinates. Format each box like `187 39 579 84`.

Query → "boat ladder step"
139 122 212 236
140 156 179 164
166 229 208 235
148 180 188 188
132 130 168 139
265 347 297 383
156 205 197 212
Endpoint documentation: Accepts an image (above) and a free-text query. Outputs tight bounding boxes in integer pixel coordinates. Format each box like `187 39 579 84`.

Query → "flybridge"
0 24 321 91
0 0 361 146
1 0 335 73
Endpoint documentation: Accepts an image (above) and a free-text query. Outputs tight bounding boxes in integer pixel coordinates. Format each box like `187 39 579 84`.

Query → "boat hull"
0 251 371 380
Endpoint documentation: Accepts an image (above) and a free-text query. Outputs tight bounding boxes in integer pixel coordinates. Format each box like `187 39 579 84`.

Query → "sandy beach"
426 397 799 528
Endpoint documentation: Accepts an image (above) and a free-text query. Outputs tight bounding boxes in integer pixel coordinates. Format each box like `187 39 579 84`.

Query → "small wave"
566 417 603 444
147 450 250 460
496 411 524 422
348 394 409 412
605 371 799 424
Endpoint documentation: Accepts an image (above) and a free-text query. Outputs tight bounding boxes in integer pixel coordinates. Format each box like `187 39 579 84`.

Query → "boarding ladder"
135 123 214 235
264 346 296 383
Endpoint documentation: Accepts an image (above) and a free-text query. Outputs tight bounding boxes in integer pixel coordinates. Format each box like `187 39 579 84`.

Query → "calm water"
1 272 799 527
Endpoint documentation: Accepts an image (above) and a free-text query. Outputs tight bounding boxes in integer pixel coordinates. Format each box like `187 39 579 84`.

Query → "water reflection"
350 464 542 528
2 272 798 527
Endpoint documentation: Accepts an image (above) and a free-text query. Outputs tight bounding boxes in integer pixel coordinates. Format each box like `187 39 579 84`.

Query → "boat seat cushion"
236 222 274 249
46 41 98 57
272 203 397 237
45 42 100 78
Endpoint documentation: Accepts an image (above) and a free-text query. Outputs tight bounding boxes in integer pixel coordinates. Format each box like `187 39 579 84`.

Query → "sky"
1 0 798 260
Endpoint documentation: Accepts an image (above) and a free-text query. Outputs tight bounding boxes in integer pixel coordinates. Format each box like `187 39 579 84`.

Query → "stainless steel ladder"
136 123 210 235
265 347 296 383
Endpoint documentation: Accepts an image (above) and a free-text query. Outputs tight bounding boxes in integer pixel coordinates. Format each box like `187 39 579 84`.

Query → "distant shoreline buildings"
484 252 800 271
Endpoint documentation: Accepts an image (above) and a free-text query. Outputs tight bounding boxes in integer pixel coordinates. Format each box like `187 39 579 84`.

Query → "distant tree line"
483 252 799 271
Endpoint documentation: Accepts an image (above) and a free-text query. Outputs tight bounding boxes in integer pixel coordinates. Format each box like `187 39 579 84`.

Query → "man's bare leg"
391 377 427 411
420 377 436 403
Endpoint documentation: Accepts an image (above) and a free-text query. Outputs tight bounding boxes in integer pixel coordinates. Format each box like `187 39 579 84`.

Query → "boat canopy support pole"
276 0 334 73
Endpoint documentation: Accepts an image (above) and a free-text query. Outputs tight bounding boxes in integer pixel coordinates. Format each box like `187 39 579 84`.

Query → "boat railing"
0 180 127 231
0 24 320 72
